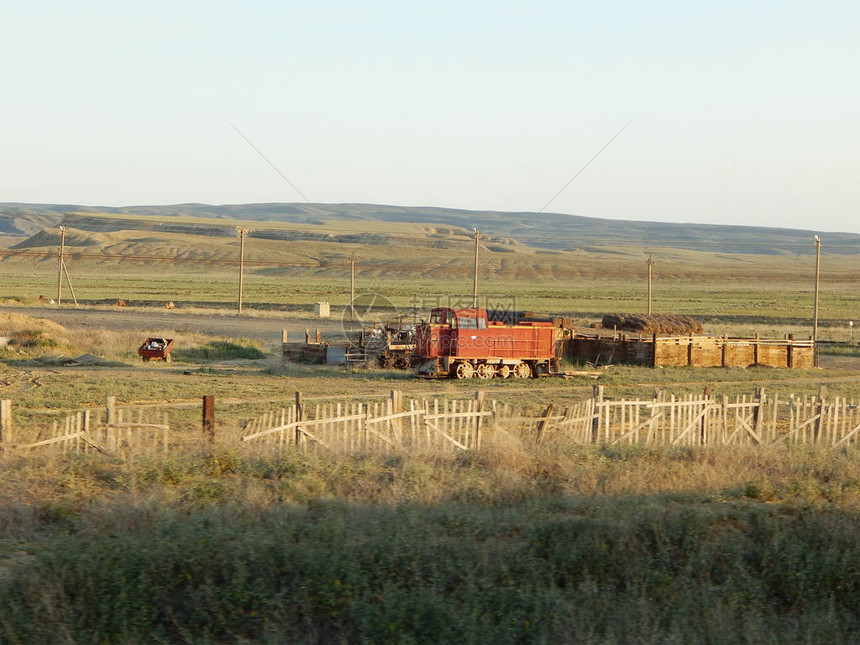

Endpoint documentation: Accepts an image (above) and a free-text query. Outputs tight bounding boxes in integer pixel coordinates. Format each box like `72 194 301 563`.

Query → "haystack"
601 313 703 335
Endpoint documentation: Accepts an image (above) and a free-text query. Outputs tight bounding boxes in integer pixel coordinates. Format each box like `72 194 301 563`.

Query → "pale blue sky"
3 1 858 232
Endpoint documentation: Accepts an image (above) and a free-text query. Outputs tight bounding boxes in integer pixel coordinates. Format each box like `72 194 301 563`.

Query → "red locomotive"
415 307 559 378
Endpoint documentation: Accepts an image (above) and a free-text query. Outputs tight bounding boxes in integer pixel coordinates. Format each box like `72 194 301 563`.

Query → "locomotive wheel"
477 364 496 379
455 362 475 379
514 362 532 378
497 365 511 379
393 355 410 370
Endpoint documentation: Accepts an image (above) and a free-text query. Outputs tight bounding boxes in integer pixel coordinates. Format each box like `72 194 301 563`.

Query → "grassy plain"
1 256 858 338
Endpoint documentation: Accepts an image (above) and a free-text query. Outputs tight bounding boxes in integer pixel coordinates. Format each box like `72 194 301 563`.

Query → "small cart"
138 337 174 362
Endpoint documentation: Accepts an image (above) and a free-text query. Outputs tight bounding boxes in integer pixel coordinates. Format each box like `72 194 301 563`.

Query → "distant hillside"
2 201 859 255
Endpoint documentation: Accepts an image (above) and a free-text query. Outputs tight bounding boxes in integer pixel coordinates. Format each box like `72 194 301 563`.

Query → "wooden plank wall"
281 342 327 364
568 334 814 368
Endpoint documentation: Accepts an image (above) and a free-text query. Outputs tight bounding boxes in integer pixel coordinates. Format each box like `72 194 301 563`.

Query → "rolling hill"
2 202 858 256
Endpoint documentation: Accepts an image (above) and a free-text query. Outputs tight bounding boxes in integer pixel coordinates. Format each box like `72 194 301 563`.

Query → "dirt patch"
0 305 347 347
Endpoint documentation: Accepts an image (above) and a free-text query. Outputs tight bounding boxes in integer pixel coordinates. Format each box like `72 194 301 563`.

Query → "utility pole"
646 254 654 315
237 228 247 314
56 226 66 305
350 250 356 321
813 235 821 342
55 226 78 307
472 228 481 307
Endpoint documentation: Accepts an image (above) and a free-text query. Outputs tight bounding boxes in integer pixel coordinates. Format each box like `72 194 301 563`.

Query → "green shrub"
172 340 266 362
12 329 59 349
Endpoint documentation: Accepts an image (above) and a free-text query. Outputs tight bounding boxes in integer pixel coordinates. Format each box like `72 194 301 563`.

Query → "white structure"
314 302 331 318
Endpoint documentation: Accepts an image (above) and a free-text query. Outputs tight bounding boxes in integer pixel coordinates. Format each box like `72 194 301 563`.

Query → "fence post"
106 395 116 426
535 403 554 446
687 333 694 366
202 395 215 444
814 385 826 443
0 400 11 444
752 387 765 444
701 386 712 445
390 389 402 413
163 412 170 455
390 389 403 445
295 391 304 448
104 395 117 450
591 385 604 443
474 390 485 450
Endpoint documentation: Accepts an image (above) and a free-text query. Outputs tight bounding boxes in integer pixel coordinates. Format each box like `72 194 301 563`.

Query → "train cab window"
477 318 487 329
458 317 478 329
430 310 446 324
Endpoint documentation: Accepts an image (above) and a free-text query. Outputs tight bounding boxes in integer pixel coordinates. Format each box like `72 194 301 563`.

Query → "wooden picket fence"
505 388 860 448
242 388 860 453
9 396 169 456
1 387 857 458
241 391 491 452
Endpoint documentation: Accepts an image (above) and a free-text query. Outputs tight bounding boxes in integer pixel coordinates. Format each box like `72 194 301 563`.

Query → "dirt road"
0 305 354 345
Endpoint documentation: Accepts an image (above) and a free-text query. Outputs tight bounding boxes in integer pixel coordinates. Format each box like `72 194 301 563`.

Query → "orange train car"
414 307 558 378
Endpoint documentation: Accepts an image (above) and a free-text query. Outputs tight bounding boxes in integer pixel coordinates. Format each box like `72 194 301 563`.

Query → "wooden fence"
242 391 490 452
242 387 860 453
1 387 858 457
7 396 169 456
0 399 10 443
568 333 816 368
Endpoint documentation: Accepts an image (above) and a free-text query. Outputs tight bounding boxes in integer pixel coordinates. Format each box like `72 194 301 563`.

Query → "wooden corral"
281 328 332 364
569 334 652 366
281 328 394 366
282 342 328 364
567 333 815 368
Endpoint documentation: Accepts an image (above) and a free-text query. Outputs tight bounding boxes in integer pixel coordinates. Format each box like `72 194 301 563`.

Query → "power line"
510 121 632 235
